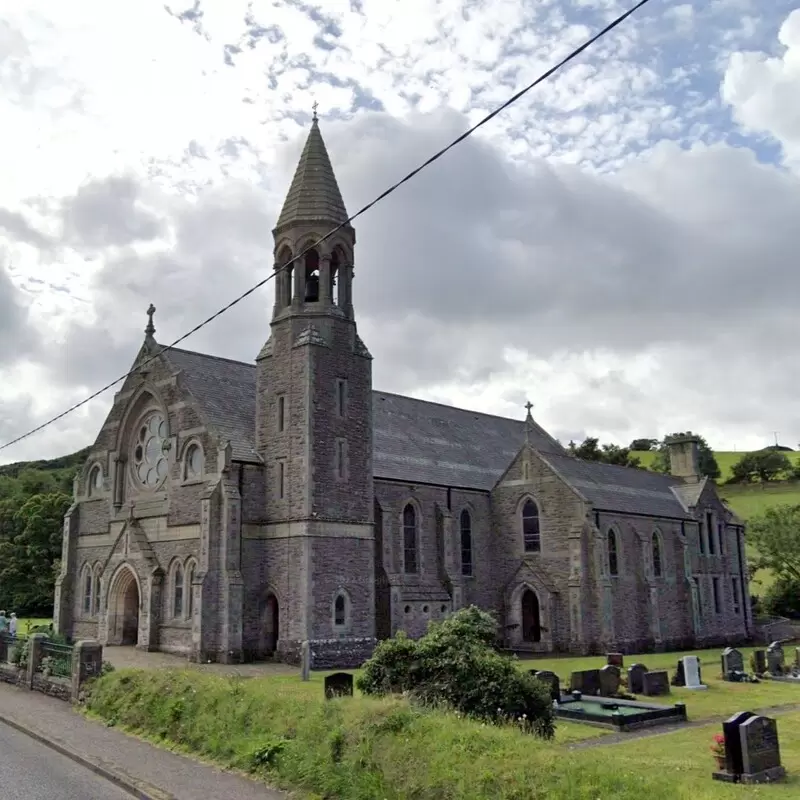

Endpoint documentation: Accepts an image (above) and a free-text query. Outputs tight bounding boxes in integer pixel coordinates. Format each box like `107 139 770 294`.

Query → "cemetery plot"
554 692 687 732
712 711 786 785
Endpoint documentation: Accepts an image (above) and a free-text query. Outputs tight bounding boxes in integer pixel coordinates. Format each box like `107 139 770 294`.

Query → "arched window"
184 443 204 480
403 503 418 574
277 246 293 307
88 466 103 496
185 560 196 619
172 562 184 618
92 565 102 615
82 565 93 614
652 533 663 577
522 499 541 553
607 529 619 577
330 249 340 305
460 509 473 576
304 249 320 302
333 592 347 628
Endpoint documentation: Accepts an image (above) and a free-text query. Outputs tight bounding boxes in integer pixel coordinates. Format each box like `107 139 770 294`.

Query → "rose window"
133 412 169 488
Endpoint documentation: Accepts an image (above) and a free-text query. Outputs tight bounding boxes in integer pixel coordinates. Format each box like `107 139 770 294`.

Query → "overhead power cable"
0 0 654 453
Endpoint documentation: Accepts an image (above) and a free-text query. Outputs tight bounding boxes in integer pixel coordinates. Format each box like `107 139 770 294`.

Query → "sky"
1 0 800 465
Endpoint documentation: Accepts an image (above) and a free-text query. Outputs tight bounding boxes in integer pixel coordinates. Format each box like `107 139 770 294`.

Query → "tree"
567 437 641 468
629 438 658 452
748 504 800 584
0 491 70 615
651 432 720 480
730 450 791 484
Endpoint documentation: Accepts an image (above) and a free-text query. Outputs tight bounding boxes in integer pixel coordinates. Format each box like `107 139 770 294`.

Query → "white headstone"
682 655 707 690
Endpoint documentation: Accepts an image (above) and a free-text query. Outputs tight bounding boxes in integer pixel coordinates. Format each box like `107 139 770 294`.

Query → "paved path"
103 645 296 677
567 701 800 750
0 720 133 800
0 682 287 799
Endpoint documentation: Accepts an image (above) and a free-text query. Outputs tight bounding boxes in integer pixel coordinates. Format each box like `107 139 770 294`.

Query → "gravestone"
671 659 685 687
599 664 621 697
531 669 561 703
721 647 744 679
570 669 600 696
739 715 785 783
606 652 624 668
324 672 354 699
642 670 670 696
795 647 800 669
300 640 310 681
751 649 766 675
682 655 707 690
627 663 648 694
721 711 755 778
767 643 784 676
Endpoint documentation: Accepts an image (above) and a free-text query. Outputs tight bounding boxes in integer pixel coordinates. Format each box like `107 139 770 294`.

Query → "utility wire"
0 0 654 453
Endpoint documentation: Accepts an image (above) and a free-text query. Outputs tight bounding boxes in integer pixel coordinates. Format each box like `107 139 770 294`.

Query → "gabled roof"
539 451 693 520
157 343 702 517
274 119 349 234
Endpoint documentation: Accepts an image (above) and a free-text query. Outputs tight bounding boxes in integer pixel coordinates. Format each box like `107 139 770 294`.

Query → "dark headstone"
570 669 600 696
324 672 354 699
739 715 785 783
627 663 648 694
751 649 766 675
723 711 754 776
599 664 621 697
531 669 561 703
721 647 744 678
767 643 784 675
671 659 685 686
642 670 670 696
606 652 624 668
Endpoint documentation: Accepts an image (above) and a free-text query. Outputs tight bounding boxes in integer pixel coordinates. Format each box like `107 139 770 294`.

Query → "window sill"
180 477 206 487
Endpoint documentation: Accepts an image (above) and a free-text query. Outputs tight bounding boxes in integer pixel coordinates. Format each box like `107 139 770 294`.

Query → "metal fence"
36 640 74 679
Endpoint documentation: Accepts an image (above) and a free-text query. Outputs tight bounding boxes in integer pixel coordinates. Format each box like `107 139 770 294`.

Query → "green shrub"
357 606 554 738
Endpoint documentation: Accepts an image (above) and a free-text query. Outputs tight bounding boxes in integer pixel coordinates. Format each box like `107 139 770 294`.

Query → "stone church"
54 118 752 666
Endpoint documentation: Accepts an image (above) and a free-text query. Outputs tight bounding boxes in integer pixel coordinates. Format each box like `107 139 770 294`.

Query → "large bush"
357 606 555 738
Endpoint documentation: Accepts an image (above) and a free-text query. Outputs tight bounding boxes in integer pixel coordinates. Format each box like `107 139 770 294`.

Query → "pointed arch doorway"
521 588 541 643
107 565 140 646
259 592 280 657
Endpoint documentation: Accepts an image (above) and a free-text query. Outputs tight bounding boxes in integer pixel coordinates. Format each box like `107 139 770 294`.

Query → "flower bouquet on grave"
710 733 726 770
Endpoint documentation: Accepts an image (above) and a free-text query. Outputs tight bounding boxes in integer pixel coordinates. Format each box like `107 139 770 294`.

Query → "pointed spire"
524 400 534 445
274 117 349 234
145 303 156 339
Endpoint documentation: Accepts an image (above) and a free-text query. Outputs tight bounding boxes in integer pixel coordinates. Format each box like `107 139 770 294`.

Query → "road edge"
0 712 173 800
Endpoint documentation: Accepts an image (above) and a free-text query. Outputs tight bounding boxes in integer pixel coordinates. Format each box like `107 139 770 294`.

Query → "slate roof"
541 452 693 520
159 344 697 517
274 119 349 234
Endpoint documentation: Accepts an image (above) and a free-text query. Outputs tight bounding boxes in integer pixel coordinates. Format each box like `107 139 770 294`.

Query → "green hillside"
633 449 800 482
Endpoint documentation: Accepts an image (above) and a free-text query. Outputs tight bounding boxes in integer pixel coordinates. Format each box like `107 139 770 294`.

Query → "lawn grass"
85 652 800 800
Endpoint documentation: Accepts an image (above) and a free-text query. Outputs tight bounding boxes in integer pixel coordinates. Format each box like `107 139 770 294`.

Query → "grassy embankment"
86 645 800 800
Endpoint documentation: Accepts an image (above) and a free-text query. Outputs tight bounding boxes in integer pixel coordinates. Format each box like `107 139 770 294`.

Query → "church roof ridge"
274 118 349 233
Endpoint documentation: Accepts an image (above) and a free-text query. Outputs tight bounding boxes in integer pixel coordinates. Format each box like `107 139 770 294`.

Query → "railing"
36 641 74 679
0 633 29 666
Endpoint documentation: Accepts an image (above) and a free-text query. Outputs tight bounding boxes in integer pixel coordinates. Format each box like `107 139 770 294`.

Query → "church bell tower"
255 113 376 666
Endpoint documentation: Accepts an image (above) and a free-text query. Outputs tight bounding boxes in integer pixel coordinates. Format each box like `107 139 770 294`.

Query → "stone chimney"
665 433 701 482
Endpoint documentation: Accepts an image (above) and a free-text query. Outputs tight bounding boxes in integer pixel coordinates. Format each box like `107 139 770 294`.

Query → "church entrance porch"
521 589 541 643
106 566 141 647
505 581 556 653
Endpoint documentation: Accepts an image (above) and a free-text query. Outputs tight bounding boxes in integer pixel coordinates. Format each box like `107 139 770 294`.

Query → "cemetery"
78 615 800 799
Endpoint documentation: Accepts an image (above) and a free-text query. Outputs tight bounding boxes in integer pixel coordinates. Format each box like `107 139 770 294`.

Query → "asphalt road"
0 721 133 800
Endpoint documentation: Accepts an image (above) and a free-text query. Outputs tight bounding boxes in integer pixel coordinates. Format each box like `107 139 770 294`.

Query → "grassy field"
85 645 800 800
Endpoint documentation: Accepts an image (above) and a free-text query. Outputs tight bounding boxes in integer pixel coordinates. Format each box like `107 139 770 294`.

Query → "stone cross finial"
145 303 156 337
525 400 533 417
312 100 319 121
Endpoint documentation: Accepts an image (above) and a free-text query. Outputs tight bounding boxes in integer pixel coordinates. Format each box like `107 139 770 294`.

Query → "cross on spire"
524 400 533 416
145 303 156 337
312 100 319 121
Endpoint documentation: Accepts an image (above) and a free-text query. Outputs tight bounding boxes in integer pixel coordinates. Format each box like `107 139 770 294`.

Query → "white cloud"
1 1 799 465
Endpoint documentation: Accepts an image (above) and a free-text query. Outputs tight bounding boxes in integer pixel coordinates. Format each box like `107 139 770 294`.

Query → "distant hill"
0 447 89 479
632 449 800 483
0 447 89 500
